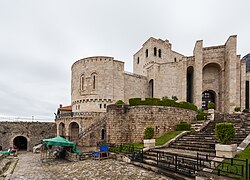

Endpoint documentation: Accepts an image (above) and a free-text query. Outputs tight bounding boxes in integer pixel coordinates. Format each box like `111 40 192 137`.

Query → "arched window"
158 49 161 58
146 49 148 58
137 57 139 64
154 47 157 56
91 73 97 90
80 74 84 91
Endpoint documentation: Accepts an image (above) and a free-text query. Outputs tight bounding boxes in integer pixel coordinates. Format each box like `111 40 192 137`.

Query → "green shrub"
243 109 250 113
176 121 191 131
115 100 125 104
215 122 235 144
234 107 241 112
207 102 215 109
144 127 154 139
128 97 197 111
129 98 142 106
196 112 208 120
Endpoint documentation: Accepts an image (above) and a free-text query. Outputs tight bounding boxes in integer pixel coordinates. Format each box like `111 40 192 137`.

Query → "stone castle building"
56 35 250 145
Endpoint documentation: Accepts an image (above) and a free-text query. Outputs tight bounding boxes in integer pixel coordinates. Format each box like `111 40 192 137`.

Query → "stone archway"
202 63 222 111
13 136 28 150
69 122 79 141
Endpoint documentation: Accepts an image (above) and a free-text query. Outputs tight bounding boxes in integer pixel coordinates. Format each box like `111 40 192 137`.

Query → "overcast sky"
0 0 249 120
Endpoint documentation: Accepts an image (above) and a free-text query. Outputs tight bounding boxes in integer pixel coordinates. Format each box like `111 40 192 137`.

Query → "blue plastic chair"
92 145 109 160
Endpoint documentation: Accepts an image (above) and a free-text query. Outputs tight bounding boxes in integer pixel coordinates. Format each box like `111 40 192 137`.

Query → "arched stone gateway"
13 136 28 151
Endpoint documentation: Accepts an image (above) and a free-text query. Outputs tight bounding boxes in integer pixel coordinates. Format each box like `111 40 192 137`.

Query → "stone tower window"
154 47 157 56
158 49 161 58
91 73 97 90
174 58 177 62
80 74 84 91
99 104 102 109
137 57 139 64
146 49 148 58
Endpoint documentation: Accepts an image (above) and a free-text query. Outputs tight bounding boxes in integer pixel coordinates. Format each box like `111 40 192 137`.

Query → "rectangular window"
99 104 102 109
104 104 106 108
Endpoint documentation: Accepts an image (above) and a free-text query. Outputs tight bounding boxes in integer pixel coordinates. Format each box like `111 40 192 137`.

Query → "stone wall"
106 105 196 144
0 122 56 151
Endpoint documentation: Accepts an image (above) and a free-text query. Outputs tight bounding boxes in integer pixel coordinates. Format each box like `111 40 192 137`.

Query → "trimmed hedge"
215 122 235 144
176 121 191 131
144 127 154 139
128 98 197 111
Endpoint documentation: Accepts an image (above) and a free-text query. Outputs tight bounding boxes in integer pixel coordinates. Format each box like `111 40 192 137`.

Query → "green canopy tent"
42 136 81 155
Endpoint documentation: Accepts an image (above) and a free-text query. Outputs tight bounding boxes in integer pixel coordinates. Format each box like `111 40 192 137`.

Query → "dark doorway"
187 66 194 103
13 136 27 150
149 79 154 98
202 91 215 110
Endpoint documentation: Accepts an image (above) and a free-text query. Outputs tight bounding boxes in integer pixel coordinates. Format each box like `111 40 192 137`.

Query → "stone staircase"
167 113 250 155
75 117 107 146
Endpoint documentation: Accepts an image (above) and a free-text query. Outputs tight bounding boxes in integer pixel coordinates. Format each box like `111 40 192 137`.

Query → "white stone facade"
71 35 250 114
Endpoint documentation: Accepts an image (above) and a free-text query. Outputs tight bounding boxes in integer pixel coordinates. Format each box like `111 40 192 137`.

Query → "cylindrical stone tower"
71 56 125 112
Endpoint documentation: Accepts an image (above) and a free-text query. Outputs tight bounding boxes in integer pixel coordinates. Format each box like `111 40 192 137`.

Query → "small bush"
144 127 154 139
215 122 235 144
243 109 250 113
234 107 241 112
115 100 125 104
196 112 208 120
208 102 215 109
176 121 191 131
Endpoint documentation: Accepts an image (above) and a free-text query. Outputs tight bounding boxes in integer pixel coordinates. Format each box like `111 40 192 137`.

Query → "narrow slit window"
154 47 157 56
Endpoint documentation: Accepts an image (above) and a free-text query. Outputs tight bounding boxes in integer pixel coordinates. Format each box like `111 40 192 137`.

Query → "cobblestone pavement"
8 152 171 180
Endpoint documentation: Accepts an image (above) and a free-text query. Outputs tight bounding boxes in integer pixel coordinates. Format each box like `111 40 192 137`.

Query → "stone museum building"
55 35 250 145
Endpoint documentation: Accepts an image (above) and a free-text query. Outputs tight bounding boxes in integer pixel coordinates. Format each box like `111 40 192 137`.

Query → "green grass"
109 131 183 154
216 146 250 179
156 131 183 146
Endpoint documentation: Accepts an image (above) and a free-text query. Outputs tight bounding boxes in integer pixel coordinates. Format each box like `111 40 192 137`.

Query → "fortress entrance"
13 136 27 150
202 90 215 110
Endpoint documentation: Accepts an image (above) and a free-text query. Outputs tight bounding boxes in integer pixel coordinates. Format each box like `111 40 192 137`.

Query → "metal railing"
131 150 250 179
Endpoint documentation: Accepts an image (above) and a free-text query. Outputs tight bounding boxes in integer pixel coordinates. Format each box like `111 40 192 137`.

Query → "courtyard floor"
6 152 170 180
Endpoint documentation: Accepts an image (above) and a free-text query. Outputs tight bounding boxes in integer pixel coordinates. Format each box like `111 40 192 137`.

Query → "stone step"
169 144 216 153
171 142 214 149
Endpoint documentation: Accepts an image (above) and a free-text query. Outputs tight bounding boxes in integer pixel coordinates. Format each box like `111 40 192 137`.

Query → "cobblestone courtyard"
7 152 170 180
